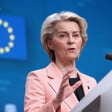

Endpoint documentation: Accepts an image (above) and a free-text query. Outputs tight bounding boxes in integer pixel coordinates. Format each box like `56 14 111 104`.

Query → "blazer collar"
46 62 79 110
46 62 90 95
46 62 63 93
46 62 63 79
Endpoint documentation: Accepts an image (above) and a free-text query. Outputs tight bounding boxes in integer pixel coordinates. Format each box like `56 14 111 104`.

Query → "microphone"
105 53 112 61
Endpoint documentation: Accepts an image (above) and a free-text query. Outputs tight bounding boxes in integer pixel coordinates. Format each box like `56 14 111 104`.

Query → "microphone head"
105 53 112 61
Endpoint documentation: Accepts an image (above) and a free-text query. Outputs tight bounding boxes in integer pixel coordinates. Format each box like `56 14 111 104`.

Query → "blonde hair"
41 11 88 62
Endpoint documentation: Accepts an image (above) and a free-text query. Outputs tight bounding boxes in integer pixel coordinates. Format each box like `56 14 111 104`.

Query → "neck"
55 59 77 76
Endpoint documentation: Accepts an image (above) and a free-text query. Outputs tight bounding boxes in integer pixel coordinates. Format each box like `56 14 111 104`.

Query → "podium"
71 70 112 112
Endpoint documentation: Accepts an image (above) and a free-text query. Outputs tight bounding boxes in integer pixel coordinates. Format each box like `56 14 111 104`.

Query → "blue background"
0 15 27 60
0 0 112 111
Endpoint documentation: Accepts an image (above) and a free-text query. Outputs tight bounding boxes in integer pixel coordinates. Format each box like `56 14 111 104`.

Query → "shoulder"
78 71 97 85
30 68 47 76
82 72 96 81
26 65 48 80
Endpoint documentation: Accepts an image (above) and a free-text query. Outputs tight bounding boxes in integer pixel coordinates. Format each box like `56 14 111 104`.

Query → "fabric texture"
24 62 97 112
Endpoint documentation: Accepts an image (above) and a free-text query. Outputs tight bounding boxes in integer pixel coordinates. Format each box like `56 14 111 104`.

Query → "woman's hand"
53 70 82 110
57 70 81 102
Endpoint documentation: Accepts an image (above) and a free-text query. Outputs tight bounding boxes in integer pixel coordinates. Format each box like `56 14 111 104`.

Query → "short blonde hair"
41 11 88 62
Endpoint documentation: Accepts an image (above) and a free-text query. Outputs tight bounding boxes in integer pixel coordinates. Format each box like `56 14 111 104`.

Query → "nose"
67 35 75 44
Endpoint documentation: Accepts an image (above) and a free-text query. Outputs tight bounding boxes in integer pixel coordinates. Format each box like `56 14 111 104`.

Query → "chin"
67 57 77 62
70 54 79 59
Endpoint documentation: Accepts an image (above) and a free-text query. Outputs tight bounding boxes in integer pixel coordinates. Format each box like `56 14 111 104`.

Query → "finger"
61 83 69 90
64 70 73 76
72 81 82 91
63 70 73 81
62 75 69 84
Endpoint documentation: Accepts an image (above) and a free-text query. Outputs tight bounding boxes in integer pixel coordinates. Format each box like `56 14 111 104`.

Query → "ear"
47 40 54 50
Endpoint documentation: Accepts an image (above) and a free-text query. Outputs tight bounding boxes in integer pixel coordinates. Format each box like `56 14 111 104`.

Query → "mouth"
66 48 76 52
67 48 76 50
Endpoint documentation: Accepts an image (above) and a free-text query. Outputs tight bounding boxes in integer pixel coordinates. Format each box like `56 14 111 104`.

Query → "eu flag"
0 14 27 60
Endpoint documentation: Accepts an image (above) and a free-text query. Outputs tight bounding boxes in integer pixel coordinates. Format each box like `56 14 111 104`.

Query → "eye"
59 33 68 39
73 33 81 38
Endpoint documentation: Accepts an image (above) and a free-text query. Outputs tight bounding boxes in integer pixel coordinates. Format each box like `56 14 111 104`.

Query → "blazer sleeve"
24 72 56 112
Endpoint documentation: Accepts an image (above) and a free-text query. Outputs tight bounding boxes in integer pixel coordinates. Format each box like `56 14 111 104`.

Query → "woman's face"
48 21 83 62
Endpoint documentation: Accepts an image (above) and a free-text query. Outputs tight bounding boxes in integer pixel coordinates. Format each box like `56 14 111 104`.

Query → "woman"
24 11 97 112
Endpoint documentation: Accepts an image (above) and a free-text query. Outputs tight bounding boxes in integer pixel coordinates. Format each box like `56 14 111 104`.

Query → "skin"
47 21 83 110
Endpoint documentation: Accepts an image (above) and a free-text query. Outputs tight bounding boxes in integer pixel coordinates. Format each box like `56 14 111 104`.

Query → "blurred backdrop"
0 0 112 111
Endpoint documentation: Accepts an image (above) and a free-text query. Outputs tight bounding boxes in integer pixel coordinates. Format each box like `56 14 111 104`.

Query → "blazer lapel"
77 71 91 96
46 62 79 110
46 62 63 94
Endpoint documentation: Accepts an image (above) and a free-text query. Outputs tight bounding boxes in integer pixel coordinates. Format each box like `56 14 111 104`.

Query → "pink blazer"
24 62 97 112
